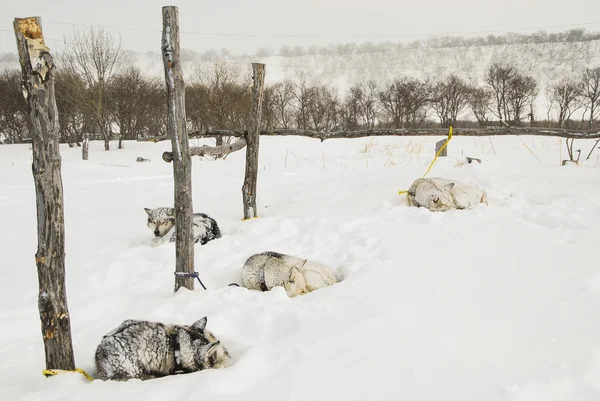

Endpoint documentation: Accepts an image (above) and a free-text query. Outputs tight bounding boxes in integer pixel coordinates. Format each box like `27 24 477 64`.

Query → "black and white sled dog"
144 207 221 246
95 316 233 381
241 251 338 298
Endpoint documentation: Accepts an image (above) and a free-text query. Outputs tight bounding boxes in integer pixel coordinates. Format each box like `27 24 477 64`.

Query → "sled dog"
406 177 488 212
241 251 338 297
144 207 221 246
95 316 233 381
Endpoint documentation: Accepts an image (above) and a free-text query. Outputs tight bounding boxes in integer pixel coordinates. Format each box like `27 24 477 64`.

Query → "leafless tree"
547 78 584 128
580 67 600 129
60 27 123 150
484 62 516 124
341 82 379 130
507 74 538 125
305 85 340 131
54 69 86 146
467 87 492 127
194 61 251 153
430 75 472 127
378 77 431 128
107 66 157 147
265 80 296 129
547 78 584 161
485 62 538 125
0 69 29 143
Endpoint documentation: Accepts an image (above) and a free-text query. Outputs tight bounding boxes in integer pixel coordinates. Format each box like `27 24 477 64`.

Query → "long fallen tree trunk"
162 138 247 162
141 126 600 143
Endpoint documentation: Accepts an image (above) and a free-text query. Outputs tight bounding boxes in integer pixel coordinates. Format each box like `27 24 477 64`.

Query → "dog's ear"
288 266 301 283
167 208 175 217
207 341 220 356
144 208 153 217
443 182 455 191
191 317 207 331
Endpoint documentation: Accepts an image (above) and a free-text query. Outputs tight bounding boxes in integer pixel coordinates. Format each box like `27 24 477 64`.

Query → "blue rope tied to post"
174 271 207 290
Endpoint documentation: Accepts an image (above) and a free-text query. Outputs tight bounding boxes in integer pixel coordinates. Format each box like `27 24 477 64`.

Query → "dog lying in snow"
241 251 338 297
95 316 233 381
406 177 488 212
144 207 221 246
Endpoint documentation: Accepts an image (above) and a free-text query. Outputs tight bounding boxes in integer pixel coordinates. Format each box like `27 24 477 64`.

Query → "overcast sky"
1 0 600 56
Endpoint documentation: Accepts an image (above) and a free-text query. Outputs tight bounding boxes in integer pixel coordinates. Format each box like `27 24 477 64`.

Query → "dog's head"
144 207 175 238
178 317 233 372
411 180 454 212
283 266 308 297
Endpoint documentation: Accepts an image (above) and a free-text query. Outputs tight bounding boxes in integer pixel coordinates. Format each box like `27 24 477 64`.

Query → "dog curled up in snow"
144 207 221 246
95 316 233 381
241 251 338 298
407 177 488 212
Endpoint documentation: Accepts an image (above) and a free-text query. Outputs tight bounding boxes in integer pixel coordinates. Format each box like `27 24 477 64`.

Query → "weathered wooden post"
14 16 76 370
82 135 89 160
242 63 265 219
161 6 194 292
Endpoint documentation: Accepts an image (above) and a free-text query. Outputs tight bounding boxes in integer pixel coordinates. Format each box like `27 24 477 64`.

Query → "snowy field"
1 134 600 401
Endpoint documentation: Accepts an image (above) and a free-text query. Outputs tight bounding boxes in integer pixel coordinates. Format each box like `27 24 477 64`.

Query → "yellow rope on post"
42 368 94 381
398 126 453 195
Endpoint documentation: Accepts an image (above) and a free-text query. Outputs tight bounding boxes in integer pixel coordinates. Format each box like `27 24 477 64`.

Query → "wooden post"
14 16 76 370
242 63 265 219
161 6 194 292
82 136 89 160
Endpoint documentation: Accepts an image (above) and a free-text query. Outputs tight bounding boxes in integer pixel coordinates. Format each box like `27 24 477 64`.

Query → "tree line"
1 28 599 147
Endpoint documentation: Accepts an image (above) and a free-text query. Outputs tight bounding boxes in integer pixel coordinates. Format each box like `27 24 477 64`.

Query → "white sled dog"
95 316 233 381
241 251 338 297
406 177 488 212
144 207 221 246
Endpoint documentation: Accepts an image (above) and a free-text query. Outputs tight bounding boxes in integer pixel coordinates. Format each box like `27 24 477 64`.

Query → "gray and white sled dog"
407 177 488 212
241 251 338 298
144 207 221 246
95 316 233 381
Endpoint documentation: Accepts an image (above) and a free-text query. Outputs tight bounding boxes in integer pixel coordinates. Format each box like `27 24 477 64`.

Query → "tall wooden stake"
14 17 76 370
242 63 265 219
161 6 194 292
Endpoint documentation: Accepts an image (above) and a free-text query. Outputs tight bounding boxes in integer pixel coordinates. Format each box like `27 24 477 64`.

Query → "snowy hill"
1 134 599 400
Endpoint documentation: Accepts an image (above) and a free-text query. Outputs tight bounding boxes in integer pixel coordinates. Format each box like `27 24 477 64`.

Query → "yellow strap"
398 126 453 195
42 368 94 381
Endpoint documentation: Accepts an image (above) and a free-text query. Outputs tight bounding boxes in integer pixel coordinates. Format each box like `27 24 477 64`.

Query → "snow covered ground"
1 134 600 401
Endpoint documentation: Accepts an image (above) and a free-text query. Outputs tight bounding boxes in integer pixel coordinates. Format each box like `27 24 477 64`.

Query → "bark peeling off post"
161 6 194 292
13 16 76 371
242 63 266 220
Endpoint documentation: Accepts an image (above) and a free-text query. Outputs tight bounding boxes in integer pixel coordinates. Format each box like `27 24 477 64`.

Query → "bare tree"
107 66 156 147
485 62 516 124
467 87 492 127
547 78 584 128
60 27 123 150
194 61 251 153
0 69 29 143
580 67 600 129
485 62 538 125
54 69 86 146
507 74 538 125
267 80 296 129
378 77 431 128
430 75 472 127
